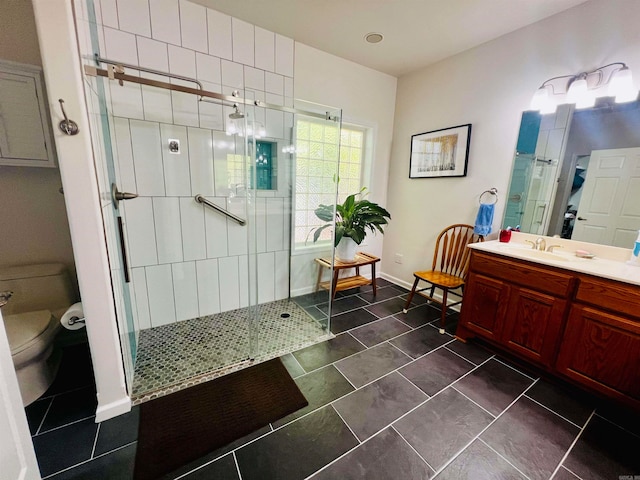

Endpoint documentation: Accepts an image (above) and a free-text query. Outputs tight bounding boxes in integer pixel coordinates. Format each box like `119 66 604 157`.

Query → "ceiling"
194 0 589 76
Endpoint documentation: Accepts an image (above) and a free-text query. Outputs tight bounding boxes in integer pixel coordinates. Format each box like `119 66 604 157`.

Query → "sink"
498 245 571 262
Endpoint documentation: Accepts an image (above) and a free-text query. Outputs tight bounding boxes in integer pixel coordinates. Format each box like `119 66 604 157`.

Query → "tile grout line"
330 404 362 444
288 351 307 375
396 370 431 399
443 344 486 366
492 356 537 381
347 331 369 350
90 422 101 459
233 451 243 480
386 341 417 361
42 441 137 479
450 386 496 418
391 425 437 474
333 363 359 391
34 415 96 437
393 316 415 329
593 411 640 440
426 377 540 479
547 409 596 480
477 437 533 480
522 394 584 429
561 465 587 480
34 397 55 436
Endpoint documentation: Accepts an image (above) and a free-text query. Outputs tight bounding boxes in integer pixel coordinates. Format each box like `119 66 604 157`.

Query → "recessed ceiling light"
364 32 384 44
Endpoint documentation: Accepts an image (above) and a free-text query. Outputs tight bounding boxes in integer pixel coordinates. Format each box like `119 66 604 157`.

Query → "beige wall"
382 0 640 286
0 1 76 287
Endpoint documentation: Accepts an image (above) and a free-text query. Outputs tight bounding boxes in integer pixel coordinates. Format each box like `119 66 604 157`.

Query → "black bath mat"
133 358 308 480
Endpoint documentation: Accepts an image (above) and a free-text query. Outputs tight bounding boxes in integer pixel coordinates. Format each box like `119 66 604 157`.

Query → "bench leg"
316 264 323 292
331 268 340 300
371 262 377 296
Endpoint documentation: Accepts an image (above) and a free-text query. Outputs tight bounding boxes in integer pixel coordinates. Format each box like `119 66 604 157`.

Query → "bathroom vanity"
457 234 640 410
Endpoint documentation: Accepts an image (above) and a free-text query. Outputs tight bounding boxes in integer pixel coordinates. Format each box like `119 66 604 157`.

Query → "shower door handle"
111 183 138 209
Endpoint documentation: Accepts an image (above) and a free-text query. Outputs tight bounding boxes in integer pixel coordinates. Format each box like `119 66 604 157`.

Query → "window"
294 118 366 246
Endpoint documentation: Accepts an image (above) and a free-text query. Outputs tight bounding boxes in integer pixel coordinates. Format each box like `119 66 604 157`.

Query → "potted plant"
311 188 391 262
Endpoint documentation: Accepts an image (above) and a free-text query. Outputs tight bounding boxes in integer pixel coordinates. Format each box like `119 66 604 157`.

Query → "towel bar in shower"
195 195 247 226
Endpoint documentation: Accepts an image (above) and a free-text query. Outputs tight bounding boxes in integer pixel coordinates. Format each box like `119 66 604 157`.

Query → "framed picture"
409 124 471 178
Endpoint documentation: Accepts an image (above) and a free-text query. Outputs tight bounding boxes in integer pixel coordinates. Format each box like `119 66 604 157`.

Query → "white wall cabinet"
0 60 55 168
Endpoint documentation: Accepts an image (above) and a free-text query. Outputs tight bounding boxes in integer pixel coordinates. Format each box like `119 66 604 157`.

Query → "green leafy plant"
312 188 391 246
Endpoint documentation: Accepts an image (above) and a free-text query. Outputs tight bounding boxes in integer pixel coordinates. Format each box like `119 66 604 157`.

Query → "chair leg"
439 288 448 334
403 277 420 313
428 285 436 304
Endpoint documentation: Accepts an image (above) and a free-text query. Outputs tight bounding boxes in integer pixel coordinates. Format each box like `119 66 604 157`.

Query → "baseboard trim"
95 395 131 422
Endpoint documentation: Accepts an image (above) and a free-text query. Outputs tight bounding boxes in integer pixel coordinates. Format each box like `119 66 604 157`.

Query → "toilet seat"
4 310 56 356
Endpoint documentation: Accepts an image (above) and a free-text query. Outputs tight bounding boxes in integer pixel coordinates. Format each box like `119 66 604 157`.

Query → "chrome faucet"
535 237 546 251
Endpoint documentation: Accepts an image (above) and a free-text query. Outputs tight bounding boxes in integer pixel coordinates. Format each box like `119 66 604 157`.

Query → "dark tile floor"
25 281 640 479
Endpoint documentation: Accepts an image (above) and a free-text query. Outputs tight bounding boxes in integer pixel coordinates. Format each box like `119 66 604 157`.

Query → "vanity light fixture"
530 62 638 114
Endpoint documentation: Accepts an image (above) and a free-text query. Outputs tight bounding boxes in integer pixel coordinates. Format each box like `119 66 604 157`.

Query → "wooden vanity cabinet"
459 251 573 367
458 249 640 410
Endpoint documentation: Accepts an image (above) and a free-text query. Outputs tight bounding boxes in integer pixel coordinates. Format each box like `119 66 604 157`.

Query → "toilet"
0 263 76 406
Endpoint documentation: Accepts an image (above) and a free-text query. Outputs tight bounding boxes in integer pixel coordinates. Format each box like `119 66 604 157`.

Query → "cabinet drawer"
470 251 574 297
576 276 640 320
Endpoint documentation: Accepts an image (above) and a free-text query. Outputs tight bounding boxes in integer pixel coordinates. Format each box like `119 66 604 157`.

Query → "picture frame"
409 124 471 178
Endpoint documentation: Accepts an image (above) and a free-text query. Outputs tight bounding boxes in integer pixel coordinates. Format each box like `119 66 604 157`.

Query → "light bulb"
567 77 595 109
608 66 638 103
530 85 550 111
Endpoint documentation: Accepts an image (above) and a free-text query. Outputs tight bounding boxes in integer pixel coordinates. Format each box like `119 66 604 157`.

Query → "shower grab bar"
195 195 246 226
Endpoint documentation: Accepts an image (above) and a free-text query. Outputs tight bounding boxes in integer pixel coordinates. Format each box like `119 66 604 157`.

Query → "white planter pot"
336 237 358 262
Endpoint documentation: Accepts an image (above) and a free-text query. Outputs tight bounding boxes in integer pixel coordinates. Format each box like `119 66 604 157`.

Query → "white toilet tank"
0 263 76 318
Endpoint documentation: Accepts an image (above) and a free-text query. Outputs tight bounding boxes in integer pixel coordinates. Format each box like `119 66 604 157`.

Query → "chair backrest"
431 224 484 279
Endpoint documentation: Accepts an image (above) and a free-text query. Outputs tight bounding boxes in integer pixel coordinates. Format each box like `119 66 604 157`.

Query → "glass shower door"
245 102 342 362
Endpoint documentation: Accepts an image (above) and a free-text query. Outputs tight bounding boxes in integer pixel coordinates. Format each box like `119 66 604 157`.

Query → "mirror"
503 97 640 248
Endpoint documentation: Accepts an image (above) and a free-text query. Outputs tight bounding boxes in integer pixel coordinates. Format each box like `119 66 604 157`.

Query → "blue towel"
474 203 494 236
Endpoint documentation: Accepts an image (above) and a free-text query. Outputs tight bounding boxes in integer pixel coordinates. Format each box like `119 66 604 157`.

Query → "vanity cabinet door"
556 305 640 405
500 287 567 367
459 271 510 342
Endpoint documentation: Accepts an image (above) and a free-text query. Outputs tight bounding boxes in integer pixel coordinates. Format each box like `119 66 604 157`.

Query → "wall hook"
58 99 79 135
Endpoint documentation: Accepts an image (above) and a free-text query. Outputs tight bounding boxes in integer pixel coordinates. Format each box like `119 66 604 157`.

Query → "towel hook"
479 188 498 205
58 99 79 136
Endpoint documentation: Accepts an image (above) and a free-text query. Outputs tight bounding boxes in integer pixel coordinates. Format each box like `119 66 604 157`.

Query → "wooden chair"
403 224 484 334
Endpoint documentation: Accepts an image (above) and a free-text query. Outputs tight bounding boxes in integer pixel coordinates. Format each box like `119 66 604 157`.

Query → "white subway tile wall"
80 0 297 331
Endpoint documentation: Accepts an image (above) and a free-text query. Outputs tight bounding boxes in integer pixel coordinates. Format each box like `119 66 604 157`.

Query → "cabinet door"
459 272 509 342
0 63 55 167
501 287 566 366
557 305 640 404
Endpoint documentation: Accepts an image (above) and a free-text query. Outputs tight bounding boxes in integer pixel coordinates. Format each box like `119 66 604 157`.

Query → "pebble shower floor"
131 299 330 404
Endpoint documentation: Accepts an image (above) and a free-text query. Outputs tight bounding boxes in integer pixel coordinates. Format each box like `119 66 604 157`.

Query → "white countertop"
469 232 640 287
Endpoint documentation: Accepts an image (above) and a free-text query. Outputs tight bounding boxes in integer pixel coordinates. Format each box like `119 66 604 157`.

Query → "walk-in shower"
80 4 343 402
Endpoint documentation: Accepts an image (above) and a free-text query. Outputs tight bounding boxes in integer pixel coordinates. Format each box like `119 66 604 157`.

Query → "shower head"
229 105 245 119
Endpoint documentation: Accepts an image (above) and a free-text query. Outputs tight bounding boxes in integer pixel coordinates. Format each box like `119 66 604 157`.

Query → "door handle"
111 183 138 209
116 217 131 283
577 217 588 221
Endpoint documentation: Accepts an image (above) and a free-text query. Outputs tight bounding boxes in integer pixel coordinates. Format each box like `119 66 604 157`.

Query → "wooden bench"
315 252 380 300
